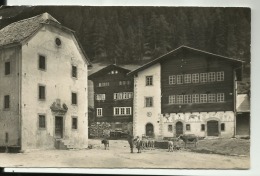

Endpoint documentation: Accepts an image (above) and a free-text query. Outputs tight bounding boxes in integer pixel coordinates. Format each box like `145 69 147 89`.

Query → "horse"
101 138 109 150
178 134 198 148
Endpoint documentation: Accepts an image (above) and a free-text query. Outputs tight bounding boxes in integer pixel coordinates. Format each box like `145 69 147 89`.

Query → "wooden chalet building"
88 64 134 137
128 46 244 139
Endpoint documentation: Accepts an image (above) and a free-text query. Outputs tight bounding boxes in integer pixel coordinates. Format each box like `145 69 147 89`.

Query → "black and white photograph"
0 3 253 174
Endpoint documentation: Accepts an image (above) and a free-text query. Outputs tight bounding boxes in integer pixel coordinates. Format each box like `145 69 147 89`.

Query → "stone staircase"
54 139 76 150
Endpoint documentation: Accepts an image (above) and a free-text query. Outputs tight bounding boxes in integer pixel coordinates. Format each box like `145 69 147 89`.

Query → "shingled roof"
0 12 60 47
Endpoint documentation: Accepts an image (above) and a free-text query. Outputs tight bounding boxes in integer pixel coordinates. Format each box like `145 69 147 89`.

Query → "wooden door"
176 121 183 137
55 116 63 138
145 123 154 137
207 120 219 136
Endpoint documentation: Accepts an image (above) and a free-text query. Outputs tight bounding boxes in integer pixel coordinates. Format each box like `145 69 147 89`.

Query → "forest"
0 6 250 66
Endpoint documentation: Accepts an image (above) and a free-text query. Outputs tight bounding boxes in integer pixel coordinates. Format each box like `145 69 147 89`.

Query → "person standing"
127 131 134 153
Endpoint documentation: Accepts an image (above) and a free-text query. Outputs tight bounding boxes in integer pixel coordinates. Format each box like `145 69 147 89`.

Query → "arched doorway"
145 123 154 137
207 120 219 136
175 121 183 137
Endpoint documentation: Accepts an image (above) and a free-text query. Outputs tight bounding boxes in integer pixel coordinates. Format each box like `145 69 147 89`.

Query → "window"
184 95 192 104
126 107 131 115
72 117 78 129
72 92 77 105
115 123 122 129
114 92 133 100
168 125 173 132
208 94 216 103
192 94 199 103
169 95 175 104
114 107 132 115
176 95 183 104
200 94 207 103
39 55 46 70
186 124 191 131
146 76 153 86
192 73 199 83
114 107 120 115
208 72 215 82
39 115 46 129
201 124 205 131
4 95 10 109
123 92 128 99
98 82 109 87
177 75 183 84
5 62 10 75
217 93 225 102
217 71 224 81
221 123 225 131
184 74 191 83
96 94 106 101
39 85 46 100
169 75 176 85
72 65 77 78
200 73 207 83
145 97 153 107
119 81 122 85
97 108 102 117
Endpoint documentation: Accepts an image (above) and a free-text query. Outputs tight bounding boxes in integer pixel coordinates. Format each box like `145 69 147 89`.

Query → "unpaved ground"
0 139 250 169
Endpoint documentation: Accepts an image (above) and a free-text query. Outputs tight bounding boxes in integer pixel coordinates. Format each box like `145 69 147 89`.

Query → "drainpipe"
18 46 22 149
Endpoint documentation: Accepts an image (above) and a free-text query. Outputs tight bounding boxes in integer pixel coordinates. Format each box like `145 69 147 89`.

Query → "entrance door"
176 121 183 137
55 116 63 138
145 123 154 137
207 120 219 136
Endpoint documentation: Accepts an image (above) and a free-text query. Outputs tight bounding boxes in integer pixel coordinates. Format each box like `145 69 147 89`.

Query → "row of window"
39 114 78 130
38 85 78 105
96 107 132 117
167 123 225 132
2 88 78 110
144 71 224 87
168 72 224 85
95 92 133 101
97 81 131 87
168 93 225 104
3 56 78 78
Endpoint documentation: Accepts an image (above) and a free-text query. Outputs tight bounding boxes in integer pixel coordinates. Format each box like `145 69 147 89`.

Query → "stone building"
0 13 91 150
128 46 243 139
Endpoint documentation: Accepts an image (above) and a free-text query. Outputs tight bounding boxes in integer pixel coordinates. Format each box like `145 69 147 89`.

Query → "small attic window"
55 37 61 47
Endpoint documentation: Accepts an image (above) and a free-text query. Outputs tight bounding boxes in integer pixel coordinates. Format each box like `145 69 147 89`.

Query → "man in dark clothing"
127 131 134 153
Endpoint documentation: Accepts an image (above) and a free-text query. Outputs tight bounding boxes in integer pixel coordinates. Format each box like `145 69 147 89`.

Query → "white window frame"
208 72 215 82
177 75 183 84
97 108 103 117
200 94 207 103
192 73 199 83
184 94 192 104
208 94 216 103
200 73 208 83
217 71 224 81
192 94 200 103
169 95 175 104
217 93 225 102
96 94 106 101
176 95 183 104
114 107 132 116
169 75 176 85
184 74 191 83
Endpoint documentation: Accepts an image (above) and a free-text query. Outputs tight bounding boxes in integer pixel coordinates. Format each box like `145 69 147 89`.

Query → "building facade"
88 65 134 136
128 46 243 139
0 13 91 150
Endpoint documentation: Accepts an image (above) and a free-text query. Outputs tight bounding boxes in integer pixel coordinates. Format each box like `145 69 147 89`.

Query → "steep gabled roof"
128 45 244 76
0 12 92 66
0 12 60 46
88 64 131 80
